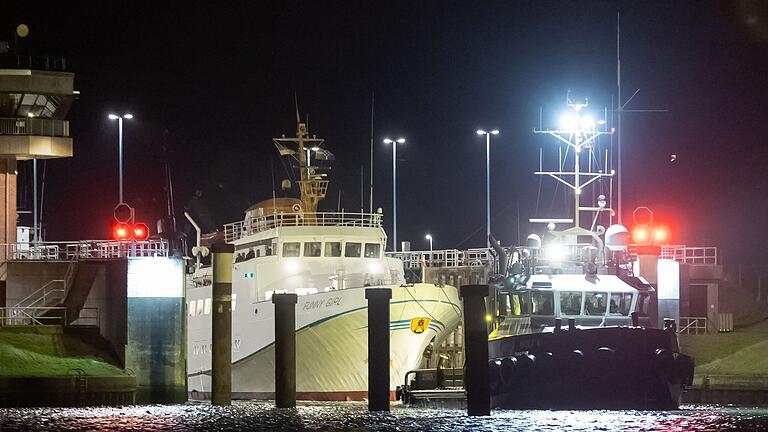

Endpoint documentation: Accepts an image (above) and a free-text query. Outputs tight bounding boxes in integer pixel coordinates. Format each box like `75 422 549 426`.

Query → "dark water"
1 402 768 431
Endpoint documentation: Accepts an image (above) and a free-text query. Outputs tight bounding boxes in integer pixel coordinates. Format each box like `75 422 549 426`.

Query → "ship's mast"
533 92 614 232
273 120 328 214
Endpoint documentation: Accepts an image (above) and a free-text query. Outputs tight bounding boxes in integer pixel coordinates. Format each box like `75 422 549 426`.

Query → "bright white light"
26 112 35 118
425 234 432 240
127 257 183 298
123 113 134 119
580 115 595 130
396 138 406 143
544 244 567 262
491 130 499 135
310 146 320 151
559 113 578 130
597 119 606 125
477 129 486 135
383 138 393 144
108 114 119 120
368 262 383 273
283 260 299 273
575 188 582 195
610 169 616 174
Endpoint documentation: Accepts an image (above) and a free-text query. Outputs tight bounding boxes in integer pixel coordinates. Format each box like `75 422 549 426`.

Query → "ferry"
186 119 461 400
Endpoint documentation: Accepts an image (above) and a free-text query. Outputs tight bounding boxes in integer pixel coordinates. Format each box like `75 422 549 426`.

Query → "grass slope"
680 319 768 375
0 330 125 377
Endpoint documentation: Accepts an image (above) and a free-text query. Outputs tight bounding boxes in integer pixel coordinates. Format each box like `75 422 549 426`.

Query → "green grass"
681 319 768 375
0 329 125 377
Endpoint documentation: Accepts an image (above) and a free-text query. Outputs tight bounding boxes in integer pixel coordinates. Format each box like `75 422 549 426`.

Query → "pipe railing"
0 117 70 137
0 239 169 261
224 211 384 242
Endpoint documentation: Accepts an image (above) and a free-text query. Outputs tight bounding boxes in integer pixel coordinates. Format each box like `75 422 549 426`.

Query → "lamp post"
476 129 499 248
108 113 134 203
425 234 433 252
383 137 405 251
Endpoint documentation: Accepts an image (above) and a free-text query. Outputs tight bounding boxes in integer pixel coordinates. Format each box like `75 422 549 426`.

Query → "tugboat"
401 94 694 410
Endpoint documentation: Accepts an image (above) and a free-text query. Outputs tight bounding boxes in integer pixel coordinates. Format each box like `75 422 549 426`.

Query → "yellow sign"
410 317 431 334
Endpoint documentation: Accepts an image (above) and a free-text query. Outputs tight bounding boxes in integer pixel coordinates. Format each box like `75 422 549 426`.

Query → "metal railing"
661 245 718 265
679 317 708 335
0 306 66 326
11 278 66 309
0 54 68 71
224 211 384 242
0 117 70 137
388 248 494 269
0 239 169 261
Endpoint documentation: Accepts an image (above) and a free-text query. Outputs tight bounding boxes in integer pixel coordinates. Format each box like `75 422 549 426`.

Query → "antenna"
369 91 375 214
294 93 301 123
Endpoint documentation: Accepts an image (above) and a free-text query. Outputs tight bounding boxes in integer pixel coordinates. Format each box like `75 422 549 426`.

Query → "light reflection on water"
1 402 767 431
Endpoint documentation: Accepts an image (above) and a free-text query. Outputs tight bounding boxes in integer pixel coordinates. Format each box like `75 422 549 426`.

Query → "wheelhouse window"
304 242 322 257
282 242 300 257
610 293 633 316
531 290 554 315
325 242 341 257
508 291 531 316
559 291 583 316
364 243 381 258
345 242 362 257
585 292 608 315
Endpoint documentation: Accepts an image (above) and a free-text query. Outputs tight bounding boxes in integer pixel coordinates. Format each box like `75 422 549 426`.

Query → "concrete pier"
273 293 298 408
365 287 392 412
460 284 490 416
211 243 234 406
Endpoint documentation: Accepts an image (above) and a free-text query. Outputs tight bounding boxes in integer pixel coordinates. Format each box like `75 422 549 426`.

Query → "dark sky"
4 1 768 264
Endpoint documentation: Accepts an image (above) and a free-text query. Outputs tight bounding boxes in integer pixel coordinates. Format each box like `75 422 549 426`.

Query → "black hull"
488 326 694 410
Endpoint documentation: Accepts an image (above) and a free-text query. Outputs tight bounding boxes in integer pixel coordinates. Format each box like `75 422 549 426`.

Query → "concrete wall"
5 261 72 306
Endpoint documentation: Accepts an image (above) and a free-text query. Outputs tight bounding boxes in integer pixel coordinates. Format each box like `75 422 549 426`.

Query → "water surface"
1 402 767 431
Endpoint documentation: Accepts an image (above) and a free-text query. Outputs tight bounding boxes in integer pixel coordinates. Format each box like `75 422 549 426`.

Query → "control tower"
0 54 76 246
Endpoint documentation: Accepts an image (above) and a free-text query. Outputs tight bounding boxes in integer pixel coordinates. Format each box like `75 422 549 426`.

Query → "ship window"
187 301 195 317
585 292 608 315
232 294 237 312
325 242 341 257
196 299 205 316
509 291 531 316
304 242 322 257
559 291 583 316
531 291 554 315
345 242 362 257
364 243 381 258
204 298 212 315
610 293 633 316
282 242 300 257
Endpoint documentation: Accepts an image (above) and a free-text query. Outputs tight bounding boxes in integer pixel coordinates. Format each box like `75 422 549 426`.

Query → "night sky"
4 1 768 264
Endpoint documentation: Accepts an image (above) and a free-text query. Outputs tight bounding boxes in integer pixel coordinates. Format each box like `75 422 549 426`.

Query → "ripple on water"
1 402 768 431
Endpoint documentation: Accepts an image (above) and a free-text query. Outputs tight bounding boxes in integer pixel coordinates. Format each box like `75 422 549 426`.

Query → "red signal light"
653 226 670 244
113 223 131 241
132 223 150 241
631 226 649 244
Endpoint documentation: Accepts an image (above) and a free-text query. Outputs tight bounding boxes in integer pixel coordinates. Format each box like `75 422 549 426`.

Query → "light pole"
383 137 405 251
425 234 433 252
108 113 134 203
477 129 499 248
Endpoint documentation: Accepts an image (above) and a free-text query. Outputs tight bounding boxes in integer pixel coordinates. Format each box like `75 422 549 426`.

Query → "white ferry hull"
188 283 461 400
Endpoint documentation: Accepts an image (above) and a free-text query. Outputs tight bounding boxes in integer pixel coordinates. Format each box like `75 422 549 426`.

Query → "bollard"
460 284 490 416
365 287 392 411
273 293 298 408
568 318 576 331
211 243 234 406
631 311 639 327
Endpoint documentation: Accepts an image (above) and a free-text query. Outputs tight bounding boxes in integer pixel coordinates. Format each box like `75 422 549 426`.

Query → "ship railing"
0 239 169 261
660 245 718 265
0 54 68 71
679 316 708 335
387 248 494 269
224 211 384 242
0 117 70 137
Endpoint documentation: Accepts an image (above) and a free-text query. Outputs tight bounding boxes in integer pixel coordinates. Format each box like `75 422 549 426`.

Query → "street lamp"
477 129 499 248
383 137 405 251
108 113 134 203
425 234 433 252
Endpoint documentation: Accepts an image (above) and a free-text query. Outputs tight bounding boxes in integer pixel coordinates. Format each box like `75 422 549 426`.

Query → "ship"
186 118 462 400
400 94 694 410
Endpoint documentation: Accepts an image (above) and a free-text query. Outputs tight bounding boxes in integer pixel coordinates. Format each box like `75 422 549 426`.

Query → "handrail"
0 117 70 137
11 278 65 308
224 211 384 242
679 316 708 335
0 306 67 326
0 239 169 261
